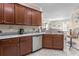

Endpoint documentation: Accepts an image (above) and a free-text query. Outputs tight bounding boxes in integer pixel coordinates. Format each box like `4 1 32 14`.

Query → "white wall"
47 20 69 31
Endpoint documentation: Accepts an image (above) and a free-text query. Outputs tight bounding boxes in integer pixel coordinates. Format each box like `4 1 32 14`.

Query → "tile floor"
28 37 79 56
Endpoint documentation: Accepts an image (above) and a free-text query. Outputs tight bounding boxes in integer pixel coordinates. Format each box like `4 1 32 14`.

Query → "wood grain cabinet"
0 47 2 56
43 34 64 50
3 3 15 24
0 3 42 26
24 7 32 25
15 4 25 25
31 10 42 26
19 36 32 56
0 3 3 23
43 34 53 49
0 38 19 56
53 35 64 50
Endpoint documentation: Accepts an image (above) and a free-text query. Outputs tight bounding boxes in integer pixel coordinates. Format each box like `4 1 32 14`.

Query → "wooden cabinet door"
19 36 32 56
24 8 32 25
31 10 41 26
0 47 3 56
4 3 14 24
15 4 25 25
0 38 19 56
36 11 41 26
53 35 64 50
43 35 53 49
2 45 19 56
0 3 3 23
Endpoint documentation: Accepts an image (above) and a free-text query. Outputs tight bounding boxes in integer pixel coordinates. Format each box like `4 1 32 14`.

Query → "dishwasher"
32 35 42 52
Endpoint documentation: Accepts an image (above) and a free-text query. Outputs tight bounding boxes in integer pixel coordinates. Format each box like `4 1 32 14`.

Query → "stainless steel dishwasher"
32 35 42 52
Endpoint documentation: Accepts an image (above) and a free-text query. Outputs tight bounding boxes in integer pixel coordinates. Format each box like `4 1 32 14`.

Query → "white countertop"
0 32 64 40
0 33 43 40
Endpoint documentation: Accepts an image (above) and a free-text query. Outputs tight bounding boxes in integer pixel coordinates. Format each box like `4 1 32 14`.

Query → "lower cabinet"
2 45 19 56
19 36 32 56
0 38 19 56
43 34 64 50
43 35 53 49
0 47 2 56
0 36 32 56
53 35 64 50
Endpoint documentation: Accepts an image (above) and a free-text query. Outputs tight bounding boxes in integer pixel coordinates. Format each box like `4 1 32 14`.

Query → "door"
19 36 32 55
32 35 42 52
0 47 2 56
0 38 19 56
53 35 64 50
2 45 19 56
0 3 3 23
4 3 15 24
43 35 53 49
24 7 32 25
15 4 25 25
31 10 41 26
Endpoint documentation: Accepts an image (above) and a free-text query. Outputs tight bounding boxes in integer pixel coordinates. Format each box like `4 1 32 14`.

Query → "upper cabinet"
15 4 25 25
0 4 3 24
4 3 15 24
24 7 32 25
31 10 42 26
0 3 42 26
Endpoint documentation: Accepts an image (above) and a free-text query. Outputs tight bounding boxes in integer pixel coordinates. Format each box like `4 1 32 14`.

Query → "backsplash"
0 25 40 34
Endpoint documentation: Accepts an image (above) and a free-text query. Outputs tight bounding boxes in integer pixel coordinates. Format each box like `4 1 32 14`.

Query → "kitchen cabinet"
0 47 2 56
0 4 3 23
19 36 32 56
24 7 32 25
0 3 42 26
43 34 64 50
53 35 64 50
43 34 53 49
31 10 42 26
15 4 25 25
4 3 15 24
0 38 19 56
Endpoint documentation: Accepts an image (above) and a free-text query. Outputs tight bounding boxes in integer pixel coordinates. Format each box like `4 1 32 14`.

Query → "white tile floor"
28 46 79 56
28 37 79 56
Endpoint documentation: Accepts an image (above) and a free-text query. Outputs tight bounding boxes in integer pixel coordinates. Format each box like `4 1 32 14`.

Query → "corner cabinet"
0 3 3 24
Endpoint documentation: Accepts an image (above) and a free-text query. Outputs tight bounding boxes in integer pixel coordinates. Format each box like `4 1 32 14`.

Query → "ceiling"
34 3 79 22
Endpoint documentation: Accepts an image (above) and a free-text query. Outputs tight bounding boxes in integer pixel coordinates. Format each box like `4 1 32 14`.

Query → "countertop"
0 32 64 40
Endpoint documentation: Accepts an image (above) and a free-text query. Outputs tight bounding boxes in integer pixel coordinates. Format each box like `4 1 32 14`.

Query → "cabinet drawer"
19 36 32 42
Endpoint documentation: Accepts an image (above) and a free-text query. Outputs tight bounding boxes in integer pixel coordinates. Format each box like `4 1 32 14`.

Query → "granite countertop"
0 32 64 40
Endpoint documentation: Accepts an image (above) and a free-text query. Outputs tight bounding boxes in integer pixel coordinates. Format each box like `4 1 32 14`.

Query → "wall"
0 25 39 34
48 20 69 31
